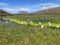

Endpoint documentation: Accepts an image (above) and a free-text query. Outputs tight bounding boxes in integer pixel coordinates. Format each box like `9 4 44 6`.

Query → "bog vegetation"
0 8 60 45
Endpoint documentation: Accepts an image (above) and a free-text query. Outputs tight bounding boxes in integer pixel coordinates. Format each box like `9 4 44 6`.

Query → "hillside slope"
31 7 60 15
0 9 10 16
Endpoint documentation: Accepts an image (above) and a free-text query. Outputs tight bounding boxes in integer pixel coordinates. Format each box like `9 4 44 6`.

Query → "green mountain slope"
31 7 60 15
0 9 11 16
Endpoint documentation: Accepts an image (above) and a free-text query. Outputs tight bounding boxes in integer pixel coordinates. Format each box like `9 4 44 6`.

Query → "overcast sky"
0 0 60 13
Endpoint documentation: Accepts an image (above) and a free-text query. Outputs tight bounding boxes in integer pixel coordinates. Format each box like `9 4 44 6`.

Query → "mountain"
31 7 60 15
0 9 10 16
18 11 28 14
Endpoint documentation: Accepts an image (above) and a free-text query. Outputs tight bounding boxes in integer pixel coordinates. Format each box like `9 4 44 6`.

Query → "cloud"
39 3 57 6
1 7 31 14
41 5 60 10
0 8 15 13
32 3 60 10
19 8 30 11
0 2 60 14
0 2 31 14
40 3 60 10
0 2 8 6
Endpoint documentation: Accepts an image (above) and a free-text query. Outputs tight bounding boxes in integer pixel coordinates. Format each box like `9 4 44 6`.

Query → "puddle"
1 20 16 25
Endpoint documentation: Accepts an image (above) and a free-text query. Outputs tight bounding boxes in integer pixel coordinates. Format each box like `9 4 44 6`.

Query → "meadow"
0 15 60 45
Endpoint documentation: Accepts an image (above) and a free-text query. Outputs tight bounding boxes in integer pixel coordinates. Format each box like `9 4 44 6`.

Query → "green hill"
31 7 60 15
0 9 11 16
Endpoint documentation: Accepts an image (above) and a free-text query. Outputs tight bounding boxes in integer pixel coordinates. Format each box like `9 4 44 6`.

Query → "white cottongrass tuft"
56 25 59 28
39 22 42 25
41 25 44 29
48 22 51 26
20 22 24 24
30 21 33 23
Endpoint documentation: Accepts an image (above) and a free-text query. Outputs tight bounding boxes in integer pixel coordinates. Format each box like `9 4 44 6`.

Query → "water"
1 20 16 25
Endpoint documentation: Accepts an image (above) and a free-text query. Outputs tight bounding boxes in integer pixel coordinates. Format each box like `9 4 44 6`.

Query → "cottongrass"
41 25 44 29
56 25 59 28
39 22 42 25
3 18 60 29
48 22 52 26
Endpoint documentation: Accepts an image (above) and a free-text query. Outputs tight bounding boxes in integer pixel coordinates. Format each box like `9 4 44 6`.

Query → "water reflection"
1 20 16 25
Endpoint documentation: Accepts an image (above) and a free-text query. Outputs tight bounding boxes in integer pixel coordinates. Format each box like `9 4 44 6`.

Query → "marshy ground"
0 15 60 45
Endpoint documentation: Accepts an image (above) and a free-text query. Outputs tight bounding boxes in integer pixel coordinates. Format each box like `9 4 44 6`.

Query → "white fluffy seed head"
48 22 51 26
39 22 41 25
48 22 51 24
30 21 33 23
49 23 51 26
56 25 59 28
20 23 23 24
41 25 44 29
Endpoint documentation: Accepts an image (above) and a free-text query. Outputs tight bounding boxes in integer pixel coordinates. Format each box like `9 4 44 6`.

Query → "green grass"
1 15 60 45
4 15 60 23
3 17 60 28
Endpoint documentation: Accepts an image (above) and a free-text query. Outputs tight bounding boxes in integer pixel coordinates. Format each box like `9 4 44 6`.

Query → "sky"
0 0 60 14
